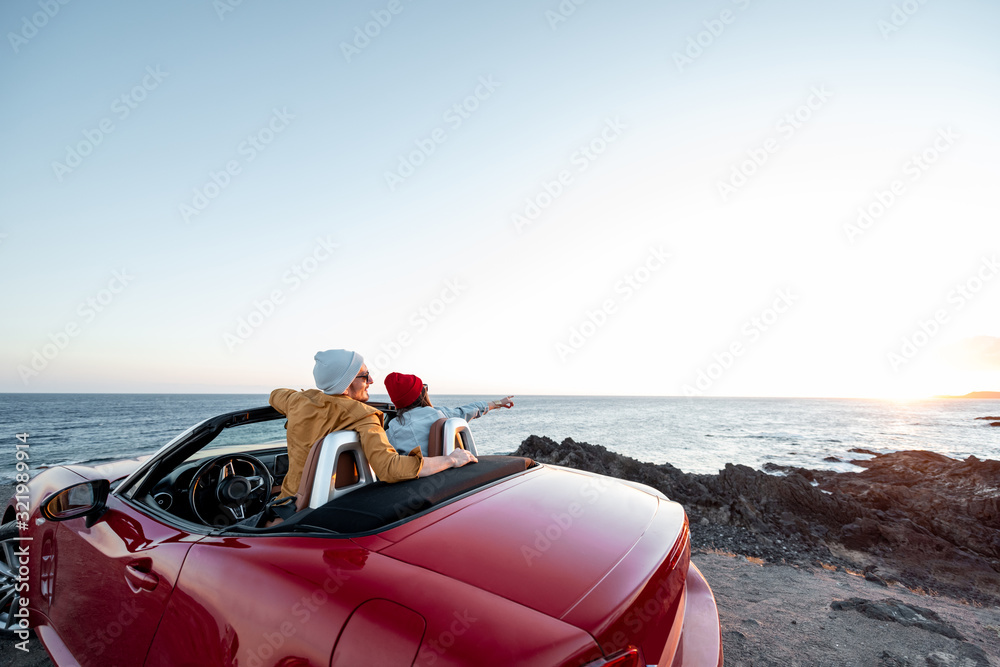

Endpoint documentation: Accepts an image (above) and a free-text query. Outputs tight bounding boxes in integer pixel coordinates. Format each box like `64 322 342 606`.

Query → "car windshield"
183 418 288 463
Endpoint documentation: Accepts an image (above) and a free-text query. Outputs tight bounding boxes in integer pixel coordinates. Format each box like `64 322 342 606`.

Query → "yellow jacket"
270 388 423 497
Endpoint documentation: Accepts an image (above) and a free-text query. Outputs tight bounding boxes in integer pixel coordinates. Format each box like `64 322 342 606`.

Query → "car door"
143 534 374 667
45 492 201 666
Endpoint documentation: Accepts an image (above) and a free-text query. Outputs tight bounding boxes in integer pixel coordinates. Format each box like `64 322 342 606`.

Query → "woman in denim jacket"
384 372 513 456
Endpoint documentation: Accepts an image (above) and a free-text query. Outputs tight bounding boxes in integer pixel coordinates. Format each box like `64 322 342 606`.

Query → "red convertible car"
1 404 722 666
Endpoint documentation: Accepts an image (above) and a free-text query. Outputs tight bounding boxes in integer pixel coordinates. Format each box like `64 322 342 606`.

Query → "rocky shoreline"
513 436 1000 607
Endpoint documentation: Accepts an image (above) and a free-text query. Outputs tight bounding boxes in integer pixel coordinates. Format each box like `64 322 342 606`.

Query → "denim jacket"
386 402 490 456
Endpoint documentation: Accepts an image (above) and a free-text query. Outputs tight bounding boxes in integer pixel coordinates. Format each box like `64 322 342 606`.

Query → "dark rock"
840 518 883 550
762 462 817 481
823 456 842 462
955 644 991 667
973 416 1000 420
829 598 964 639
925 645 992 667
924 653 955 667
879 651 912 667
990 422 1000 427
820 452 1000 568
780 450 1000 603
850 448 880 455
864 571 889 587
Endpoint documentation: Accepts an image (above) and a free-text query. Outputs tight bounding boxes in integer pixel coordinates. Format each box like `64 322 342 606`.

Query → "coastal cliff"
513 435 1000 606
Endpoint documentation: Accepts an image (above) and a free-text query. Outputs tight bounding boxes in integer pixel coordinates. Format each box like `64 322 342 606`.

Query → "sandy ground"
3 551 997 666
694 550 1000 667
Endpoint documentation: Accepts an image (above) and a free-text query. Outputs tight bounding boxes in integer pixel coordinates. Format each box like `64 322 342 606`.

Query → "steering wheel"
188 454 274 526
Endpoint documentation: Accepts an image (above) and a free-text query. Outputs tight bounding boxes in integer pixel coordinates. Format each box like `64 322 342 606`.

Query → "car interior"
129 404 537 536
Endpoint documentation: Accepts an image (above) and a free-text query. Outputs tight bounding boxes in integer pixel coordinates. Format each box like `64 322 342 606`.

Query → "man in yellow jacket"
271 349 478 498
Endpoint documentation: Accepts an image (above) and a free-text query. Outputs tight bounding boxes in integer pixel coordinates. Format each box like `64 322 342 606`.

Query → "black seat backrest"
301 456 535 534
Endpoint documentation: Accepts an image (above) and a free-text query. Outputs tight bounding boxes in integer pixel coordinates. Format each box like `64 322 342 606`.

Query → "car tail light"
582 647 642 667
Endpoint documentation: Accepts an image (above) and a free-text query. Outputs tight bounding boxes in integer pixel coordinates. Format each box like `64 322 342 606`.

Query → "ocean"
1 394 998 485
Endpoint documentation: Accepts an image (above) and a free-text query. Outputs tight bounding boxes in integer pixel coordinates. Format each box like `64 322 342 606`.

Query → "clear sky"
1 0 998 398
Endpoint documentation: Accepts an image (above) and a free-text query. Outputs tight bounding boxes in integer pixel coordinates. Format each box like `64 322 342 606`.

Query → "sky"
1 0 998 399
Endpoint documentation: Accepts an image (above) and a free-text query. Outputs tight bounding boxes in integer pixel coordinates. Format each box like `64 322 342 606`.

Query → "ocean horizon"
1 393 998 485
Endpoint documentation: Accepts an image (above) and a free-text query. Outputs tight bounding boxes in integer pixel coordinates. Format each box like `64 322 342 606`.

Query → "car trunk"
380 465 690 664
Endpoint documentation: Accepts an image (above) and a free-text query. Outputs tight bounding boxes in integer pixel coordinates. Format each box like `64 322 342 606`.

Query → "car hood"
380 465 686 627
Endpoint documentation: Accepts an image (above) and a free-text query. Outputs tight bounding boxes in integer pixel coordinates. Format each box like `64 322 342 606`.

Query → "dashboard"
146 445 289 523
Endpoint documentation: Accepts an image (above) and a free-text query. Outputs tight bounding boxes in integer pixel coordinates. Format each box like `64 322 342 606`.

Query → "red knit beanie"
385 372 423 408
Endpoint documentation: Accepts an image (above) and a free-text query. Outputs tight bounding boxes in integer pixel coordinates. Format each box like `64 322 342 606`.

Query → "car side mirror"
41 479 110 528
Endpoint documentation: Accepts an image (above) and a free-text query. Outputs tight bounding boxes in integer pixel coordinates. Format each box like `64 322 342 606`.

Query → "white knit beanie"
313 349 364 395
